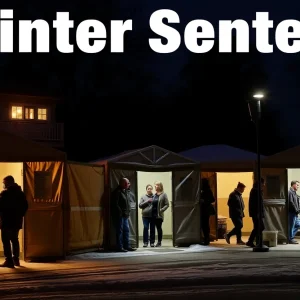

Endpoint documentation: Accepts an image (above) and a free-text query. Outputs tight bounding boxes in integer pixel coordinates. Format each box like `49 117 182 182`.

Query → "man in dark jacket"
111 177 135 252
246 178 265 247
224 182 246 245
288 180 300 244
0 175 28 268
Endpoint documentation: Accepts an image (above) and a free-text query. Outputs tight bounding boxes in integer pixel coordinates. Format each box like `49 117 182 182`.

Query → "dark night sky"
3 1 300 162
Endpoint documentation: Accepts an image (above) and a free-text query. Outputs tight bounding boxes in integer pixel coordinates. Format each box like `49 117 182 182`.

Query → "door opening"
216 172 254 240
137 171 173 247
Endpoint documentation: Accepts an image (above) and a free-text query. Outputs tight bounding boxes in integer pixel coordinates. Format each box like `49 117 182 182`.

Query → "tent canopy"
262 145 300 168
0 130 66 162
180 144 264 171
92 145 198 171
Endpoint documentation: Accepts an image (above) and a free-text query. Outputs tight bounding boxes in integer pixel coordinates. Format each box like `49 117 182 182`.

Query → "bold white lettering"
19 20 49 52
110 20 132 52
184 19 215 53
149 9 181 53
219 20 249 52
53 12 74 53
252 12 273 53
0 9 13 52
276 19 300 53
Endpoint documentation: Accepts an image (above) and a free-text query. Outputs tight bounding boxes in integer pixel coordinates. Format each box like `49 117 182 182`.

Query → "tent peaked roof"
0 130 66 162
180 144 264 163
92 145 196 167
262 145 300 168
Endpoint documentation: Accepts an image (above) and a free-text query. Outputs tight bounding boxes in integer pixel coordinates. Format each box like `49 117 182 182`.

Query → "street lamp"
252 93 269 252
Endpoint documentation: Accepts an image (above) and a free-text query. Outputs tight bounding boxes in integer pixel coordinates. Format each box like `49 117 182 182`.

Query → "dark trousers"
155 219 163 243
248 216 265 244
142 217 155 244
116 217 129 250
1 229 20 260
201 213 210 243
228 217 243 241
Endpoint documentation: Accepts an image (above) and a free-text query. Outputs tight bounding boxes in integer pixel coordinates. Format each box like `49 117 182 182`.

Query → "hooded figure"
0 175 28 268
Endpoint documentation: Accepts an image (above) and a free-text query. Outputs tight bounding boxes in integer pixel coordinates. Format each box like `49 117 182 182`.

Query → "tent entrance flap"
201 172 217 241
23 162 64 260
172 170 201 246
110 169 138 248
261 168 288 242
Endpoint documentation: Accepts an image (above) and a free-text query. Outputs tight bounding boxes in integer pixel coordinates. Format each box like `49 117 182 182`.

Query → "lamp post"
252 93 269 252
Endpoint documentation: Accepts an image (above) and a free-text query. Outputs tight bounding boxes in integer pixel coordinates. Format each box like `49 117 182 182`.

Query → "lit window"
11 106 23 119
25 107 35 120
37 108 47 120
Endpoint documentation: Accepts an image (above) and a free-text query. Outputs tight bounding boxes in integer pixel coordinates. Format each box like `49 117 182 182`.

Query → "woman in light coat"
152 181 169 247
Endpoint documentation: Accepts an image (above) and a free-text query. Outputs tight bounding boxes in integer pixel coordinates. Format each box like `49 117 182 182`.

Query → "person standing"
0 175 28 268
288 180 300 244
111 177 135 252
139 184 155 247
152 181 169 247
224 182 246 245
200 178 216 246
246 178 265 247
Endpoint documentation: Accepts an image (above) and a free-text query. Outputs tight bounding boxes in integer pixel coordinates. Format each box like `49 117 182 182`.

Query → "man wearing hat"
224 182 246 245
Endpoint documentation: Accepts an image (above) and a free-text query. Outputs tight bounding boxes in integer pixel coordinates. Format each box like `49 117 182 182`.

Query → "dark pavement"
1 246 300 299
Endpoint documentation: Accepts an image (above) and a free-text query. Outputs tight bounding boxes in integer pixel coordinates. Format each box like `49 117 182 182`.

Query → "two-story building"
0 93 64 149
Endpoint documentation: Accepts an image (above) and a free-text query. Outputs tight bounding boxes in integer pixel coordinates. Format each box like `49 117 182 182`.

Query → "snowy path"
1 256 300 298
2 283 300 299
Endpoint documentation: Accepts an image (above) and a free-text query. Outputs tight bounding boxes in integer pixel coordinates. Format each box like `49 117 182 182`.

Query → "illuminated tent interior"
179 145 289 242
179 145 260 240
0 130 66 261
92 145 202 249
0 130 106 259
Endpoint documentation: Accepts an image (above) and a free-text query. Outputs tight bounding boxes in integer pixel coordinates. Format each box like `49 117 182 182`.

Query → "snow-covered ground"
70 244 224 260
0 244 300 299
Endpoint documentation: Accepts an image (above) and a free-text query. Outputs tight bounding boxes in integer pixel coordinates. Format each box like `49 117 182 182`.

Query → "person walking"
246 178 265 247
224 182 246 245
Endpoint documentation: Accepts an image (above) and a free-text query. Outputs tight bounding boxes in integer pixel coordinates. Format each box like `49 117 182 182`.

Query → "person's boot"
200 241 210 246
224 233 230 244
13 257 20 267
125 246 136 251
289 239 299 244
246 241 255 247
155 242 161 247
0 258 14 268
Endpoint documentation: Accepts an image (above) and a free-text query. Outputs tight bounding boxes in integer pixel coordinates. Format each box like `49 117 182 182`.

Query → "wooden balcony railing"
0 121 64 144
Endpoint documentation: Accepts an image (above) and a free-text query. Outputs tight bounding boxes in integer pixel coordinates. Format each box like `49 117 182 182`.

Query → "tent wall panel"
172 170 201 246
67 163 104 252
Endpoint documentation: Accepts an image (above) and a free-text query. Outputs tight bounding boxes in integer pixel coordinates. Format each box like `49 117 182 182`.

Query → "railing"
0 121 64 143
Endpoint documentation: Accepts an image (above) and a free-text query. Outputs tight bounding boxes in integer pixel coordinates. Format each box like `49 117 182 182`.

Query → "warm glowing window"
25 107 35 120
37 108 47 120
11 106 23 119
